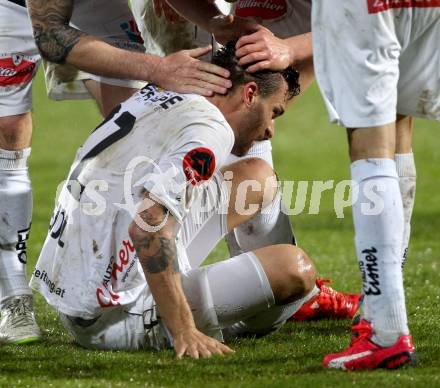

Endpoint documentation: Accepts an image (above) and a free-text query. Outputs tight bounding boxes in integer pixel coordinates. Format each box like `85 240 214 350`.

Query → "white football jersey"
31 85 234 319
234 0 311 37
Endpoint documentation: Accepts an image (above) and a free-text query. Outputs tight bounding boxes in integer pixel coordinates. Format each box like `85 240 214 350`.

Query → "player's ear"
242 82 259 108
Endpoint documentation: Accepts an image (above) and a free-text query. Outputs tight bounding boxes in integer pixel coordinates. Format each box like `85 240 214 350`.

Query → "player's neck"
206 94 238 121
205 94 240 138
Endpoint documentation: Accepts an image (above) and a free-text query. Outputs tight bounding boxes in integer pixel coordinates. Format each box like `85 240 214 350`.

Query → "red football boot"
289 278 361 321
323 320 416 370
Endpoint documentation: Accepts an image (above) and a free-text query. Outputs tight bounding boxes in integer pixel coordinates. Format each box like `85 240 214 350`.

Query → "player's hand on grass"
174 327 234 359
152 46 232 96
208 14 260 45
236 26 294 72
153 0 185 23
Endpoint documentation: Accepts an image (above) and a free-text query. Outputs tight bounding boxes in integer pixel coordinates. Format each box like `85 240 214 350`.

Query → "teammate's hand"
152 46 232 96
208 14 261 45
153 0 185 23
236 26 294 72
174 327 234 359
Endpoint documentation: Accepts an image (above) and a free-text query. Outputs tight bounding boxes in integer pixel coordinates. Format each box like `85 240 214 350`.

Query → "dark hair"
211 41 300 100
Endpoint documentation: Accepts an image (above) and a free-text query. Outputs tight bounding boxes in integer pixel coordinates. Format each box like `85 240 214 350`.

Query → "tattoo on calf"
28 0 86 63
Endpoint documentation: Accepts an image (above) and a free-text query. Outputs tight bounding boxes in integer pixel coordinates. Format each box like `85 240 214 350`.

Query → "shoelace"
316 278 338 297
350 322 372 346
2 297 34 328
316 278 345 311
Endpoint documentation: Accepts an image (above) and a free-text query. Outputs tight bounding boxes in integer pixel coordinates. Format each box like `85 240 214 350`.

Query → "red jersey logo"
368 0 440 14
0 56 36 87
235 0 287 19
96 239 136 308
183 148 216 185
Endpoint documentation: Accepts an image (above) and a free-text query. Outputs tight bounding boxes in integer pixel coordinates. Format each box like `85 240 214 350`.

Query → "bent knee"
224 157 278 205
255 244 316 305
223 157 275 182
280 245 316 302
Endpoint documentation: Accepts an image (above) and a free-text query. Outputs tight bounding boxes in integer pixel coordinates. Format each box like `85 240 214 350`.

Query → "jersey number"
67 106 136 200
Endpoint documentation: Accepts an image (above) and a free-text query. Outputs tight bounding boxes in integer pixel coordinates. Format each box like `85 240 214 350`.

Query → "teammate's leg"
0 1 41 344
323 124 415 369
0 113 40 344
395 115 416 267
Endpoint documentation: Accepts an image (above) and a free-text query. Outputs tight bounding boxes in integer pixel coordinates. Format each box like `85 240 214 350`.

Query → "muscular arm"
129 200 195 337
27 0 231 95
128 196 233 358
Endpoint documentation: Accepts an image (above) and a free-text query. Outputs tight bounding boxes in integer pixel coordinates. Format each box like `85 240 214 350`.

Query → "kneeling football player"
31 44 356 357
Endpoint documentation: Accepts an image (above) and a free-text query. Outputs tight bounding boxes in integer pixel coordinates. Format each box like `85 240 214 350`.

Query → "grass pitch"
0 71 439 387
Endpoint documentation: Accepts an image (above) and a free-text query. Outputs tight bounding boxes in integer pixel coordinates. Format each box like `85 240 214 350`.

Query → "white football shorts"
312 1 440 128
0 1 40 116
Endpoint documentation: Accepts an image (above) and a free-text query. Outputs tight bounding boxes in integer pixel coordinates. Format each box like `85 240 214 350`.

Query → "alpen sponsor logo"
0 56 36 87
235 0 287 19
359 247 381 295
96 239 136 308
367 0 440 14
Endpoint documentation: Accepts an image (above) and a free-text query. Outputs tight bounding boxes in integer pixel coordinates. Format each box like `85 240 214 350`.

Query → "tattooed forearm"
27 0 86 63
136 235 180 274
129 198 180 275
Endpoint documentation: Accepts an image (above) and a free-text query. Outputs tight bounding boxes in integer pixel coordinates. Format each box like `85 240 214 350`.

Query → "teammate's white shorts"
45 0 146 100
0 1 40 117
312 1 440 128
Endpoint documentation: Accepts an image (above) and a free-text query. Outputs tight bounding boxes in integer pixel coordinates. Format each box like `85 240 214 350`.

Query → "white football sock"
224 139 274 166
0 148 33 307
224 140 289 257
233 189 296 254
351 158 409 347
395 153 416 266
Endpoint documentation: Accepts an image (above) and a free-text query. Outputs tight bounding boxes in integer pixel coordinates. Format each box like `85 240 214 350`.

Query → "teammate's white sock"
395 153 416 266
0 148 33 307
351 158 409 347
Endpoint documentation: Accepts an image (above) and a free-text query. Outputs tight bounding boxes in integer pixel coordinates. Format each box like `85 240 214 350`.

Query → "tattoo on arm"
27 0 86 63
131 201 180 275
137 235 180 274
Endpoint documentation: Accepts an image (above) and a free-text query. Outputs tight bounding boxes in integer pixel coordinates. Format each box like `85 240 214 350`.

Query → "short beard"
231 102 265 156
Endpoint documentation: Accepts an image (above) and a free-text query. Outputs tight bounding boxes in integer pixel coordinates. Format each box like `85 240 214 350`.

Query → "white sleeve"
142 119 233 223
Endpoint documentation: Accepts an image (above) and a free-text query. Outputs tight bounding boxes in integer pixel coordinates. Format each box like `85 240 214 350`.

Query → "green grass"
1 70 439 387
